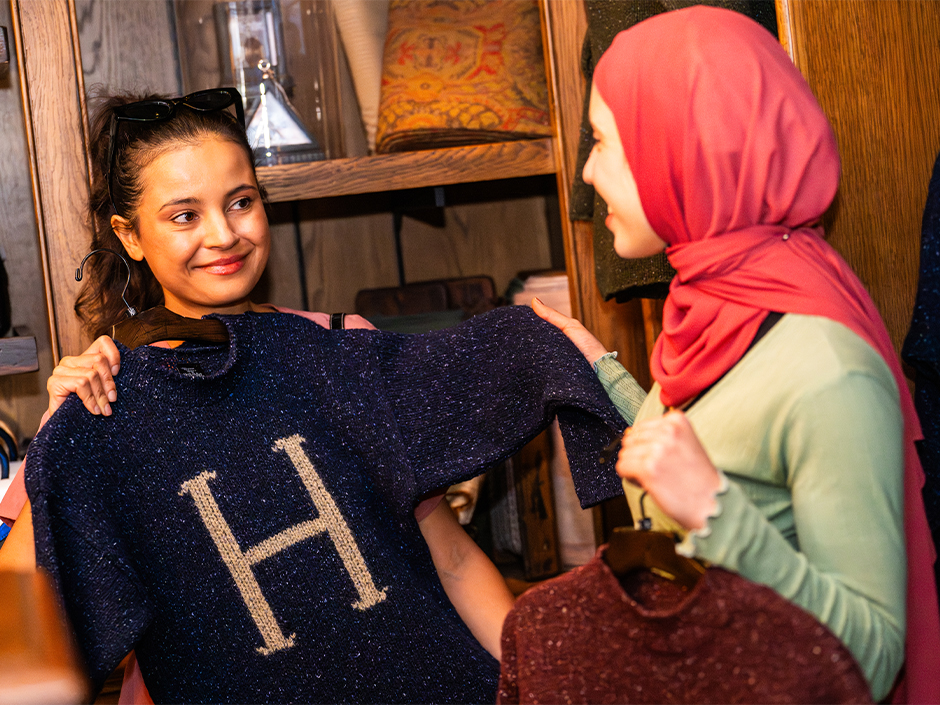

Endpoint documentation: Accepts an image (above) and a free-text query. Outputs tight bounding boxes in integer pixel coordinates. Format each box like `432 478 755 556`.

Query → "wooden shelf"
258 138 557 202
0 337 39 377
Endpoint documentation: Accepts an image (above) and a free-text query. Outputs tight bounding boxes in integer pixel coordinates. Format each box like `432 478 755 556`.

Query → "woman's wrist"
684 470 727 532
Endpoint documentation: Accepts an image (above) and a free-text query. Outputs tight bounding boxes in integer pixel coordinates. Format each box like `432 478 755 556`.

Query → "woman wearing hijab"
534 6 940 702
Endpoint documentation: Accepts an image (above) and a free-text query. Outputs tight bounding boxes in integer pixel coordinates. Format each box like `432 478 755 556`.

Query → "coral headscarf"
593 6 939 702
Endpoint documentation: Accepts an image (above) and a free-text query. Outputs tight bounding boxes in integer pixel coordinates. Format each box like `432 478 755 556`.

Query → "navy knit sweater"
26 307 624 704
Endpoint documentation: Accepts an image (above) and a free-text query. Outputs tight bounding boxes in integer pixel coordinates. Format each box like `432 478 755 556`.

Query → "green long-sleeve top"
595 313 906 701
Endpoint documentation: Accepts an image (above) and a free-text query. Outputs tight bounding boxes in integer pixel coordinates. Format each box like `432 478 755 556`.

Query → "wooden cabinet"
8 0 603 361
6 0 650 473
6 0 623 570
13 0 935 548
0 0 54 447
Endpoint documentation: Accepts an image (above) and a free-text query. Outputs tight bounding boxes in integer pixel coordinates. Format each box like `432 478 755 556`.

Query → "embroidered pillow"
376 0 552 153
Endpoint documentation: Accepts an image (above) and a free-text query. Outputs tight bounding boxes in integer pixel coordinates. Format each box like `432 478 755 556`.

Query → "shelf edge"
258 138 558 202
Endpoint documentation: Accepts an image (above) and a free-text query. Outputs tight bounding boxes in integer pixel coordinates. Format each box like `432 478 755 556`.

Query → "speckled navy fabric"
903 152 940 593
26 306 624 704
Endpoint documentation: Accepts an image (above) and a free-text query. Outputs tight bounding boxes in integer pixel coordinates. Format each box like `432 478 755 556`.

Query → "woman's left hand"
531 297 609 364
617 410 721 531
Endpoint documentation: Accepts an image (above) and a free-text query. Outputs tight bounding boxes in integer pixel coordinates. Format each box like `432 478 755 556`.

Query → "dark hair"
75 91 260 339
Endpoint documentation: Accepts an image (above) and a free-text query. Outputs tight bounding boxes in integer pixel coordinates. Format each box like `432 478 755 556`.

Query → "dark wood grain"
781 0 940 353
571 221 653 392
258 139 557 201
172 0 220 93
513 429 561 580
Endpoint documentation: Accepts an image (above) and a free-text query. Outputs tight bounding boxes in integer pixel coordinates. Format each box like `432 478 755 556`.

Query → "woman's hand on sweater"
47 335 121 417
531 297 609 365
617 410 721 531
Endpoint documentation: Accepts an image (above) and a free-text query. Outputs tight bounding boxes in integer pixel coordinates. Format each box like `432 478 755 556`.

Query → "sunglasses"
107 87 246 215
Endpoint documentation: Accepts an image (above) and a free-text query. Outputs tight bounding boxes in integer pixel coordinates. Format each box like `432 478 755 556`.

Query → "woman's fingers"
46 336 120 417
92 335 121 377
531 297 610 364
614 411 721 530
48 362 110 415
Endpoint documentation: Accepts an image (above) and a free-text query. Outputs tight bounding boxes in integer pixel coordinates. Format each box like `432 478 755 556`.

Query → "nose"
582 146 597 186
203 210 239 249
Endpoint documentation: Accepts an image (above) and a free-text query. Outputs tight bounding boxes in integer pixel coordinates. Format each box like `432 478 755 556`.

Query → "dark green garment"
571 0 778 301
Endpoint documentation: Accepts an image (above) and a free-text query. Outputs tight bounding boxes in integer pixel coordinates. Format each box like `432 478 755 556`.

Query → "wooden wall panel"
571 223 650 389
0 0 54 443
399 197 553 299
780 0 940 354
261 186 556 316
543 0 587 320
14 0 90 360
543 0 654 394
75 0 180 96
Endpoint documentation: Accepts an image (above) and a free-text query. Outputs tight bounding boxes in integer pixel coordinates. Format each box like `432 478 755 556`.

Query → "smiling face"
582 85 666 259
111 135 270 319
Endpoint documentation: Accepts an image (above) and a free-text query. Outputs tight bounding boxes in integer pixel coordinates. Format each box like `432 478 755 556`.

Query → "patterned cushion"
376 0 552 153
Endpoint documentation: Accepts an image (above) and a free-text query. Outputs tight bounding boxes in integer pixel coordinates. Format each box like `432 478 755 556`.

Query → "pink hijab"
594 6 939 701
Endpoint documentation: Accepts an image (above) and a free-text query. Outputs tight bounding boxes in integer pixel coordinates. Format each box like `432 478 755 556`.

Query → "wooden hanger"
604 492 706 590
74 249 230 349
111 306 229 349
605 527 706 590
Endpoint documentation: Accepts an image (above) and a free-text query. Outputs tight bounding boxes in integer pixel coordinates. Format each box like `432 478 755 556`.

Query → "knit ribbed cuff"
592 350 618 372
594 353 646 426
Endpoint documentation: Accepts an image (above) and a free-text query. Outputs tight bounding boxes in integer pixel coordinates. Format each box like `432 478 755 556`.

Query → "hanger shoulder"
111 306 229 349
605 526 706 590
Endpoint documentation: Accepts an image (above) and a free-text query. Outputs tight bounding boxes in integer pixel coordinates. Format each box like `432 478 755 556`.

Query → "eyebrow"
158 184 258 212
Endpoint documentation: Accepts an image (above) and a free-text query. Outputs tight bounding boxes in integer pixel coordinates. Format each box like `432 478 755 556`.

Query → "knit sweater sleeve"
25 414 152 692
375 306 626 507
679 370 906 701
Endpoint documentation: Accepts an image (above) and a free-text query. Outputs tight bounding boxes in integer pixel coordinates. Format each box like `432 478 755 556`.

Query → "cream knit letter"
179 435 387 656
272 434 388 611
179 471 296 655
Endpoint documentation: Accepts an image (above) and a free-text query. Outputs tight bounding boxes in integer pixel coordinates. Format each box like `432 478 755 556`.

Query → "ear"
110 215 144 261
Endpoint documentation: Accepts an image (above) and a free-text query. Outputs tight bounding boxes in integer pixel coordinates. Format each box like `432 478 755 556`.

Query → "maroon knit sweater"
498 549 872 704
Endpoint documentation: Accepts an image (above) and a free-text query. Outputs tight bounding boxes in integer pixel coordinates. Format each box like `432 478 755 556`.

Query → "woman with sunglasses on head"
0 88 549 704
529 7 940 703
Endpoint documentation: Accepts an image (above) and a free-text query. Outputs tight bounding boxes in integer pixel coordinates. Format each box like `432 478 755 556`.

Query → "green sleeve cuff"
594 355 647 425
677 472 903 701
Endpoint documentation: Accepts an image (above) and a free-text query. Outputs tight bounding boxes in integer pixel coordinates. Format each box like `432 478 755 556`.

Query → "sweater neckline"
115 313 254 406
594 546 713 620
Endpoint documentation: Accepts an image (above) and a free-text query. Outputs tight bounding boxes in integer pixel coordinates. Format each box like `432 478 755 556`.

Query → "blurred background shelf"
258 138 557 202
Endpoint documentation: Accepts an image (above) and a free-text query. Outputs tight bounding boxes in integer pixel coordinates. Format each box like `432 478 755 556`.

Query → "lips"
198 254 247 275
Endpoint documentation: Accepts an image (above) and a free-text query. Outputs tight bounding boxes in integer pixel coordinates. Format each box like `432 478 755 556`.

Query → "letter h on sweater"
179 434 388 655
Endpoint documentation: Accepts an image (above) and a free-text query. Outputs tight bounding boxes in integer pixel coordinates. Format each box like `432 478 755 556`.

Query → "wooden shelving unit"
259 138 556 202
11 0 590 360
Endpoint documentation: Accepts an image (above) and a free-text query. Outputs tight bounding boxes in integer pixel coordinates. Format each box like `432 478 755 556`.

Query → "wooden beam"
12 0 91 360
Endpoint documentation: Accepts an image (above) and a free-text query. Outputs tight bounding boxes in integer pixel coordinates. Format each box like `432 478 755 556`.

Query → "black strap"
684 311 784 411
329 313 346 330
750 311 784 350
